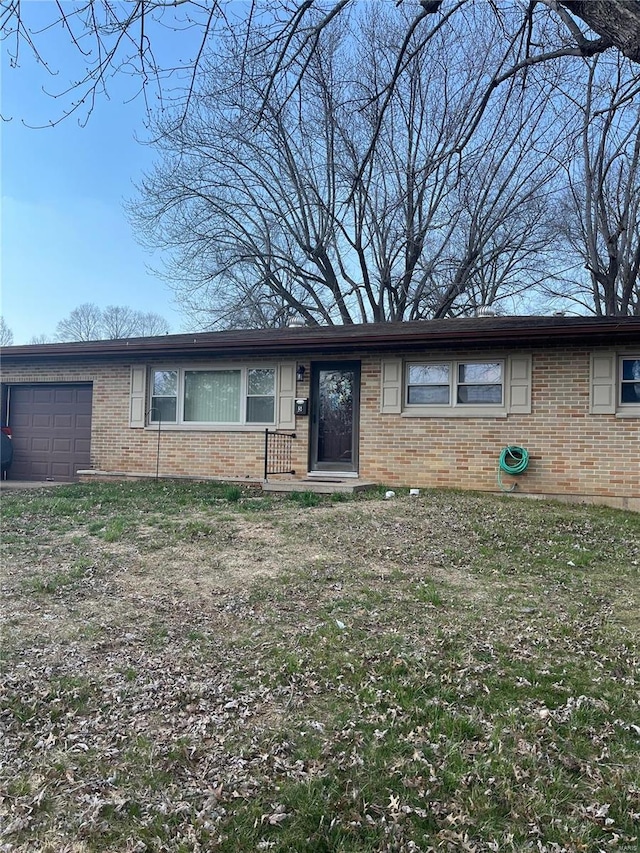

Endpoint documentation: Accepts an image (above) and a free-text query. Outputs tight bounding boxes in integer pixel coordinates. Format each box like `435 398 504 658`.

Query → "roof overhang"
2 316 639 363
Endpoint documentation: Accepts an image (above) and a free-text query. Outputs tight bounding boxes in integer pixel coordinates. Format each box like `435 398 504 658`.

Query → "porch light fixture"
296 364 306 382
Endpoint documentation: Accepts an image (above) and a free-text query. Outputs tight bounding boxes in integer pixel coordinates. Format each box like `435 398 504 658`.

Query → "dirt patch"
114 517 319 600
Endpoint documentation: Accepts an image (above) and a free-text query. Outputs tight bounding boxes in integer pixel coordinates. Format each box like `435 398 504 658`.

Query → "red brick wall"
2 346 638 503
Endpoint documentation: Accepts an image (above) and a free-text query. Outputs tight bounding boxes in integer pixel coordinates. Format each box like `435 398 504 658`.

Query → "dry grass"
1 481 639 852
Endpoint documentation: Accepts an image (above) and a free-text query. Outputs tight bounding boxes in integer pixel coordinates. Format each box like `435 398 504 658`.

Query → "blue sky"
1 5 193 344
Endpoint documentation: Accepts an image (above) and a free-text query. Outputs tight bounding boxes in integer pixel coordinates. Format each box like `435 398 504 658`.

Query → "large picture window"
149 366 276 425
406 360 504 408
185 370 241 423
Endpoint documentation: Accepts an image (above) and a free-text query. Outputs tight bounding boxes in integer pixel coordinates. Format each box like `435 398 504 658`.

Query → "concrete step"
262 478 377 495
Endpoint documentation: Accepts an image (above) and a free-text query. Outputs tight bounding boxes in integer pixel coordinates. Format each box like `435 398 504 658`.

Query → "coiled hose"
498 445 529 492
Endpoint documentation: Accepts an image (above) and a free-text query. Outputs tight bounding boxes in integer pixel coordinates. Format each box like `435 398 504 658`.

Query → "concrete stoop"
262 478 377 495
76 469 377 496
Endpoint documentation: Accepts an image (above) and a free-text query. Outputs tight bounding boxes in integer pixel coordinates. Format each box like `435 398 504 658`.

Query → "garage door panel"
29 461 50 477
11 413 31 428
53 414 73 429
8 384 92 482
33 414 52 428
51 462 74 478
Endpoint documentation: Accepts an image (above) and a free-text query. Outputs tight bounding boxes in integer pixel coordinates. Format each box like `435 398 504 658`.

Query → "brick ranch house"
1 315 639 509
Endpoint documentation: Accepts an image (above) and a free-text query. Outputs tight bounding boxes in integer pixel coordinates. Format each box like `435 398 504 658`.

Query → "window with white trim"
407 364 450 405
406 360 504 408
246 368 276 423
149 366 276 425
620 357 640 407
151 370 178 422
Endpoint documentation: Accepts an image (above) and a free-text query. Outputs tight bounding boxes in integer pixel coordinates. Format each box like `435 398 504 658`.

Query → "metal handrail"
264 429 296 481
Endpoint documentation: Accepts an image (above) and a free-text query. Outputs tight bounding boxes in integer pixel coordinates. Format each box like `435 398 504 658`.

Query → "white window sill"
145 423 276 432
401 407 508 419
615 410 640 418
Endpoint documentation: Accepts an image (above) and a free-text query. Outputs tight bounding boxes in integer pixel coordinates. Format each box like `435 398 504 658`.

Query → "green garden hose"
498 445 530 492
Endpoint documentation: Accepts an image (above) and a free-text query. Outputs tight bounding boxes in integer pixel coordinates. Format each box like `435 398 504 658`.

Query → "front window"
151 370 178 422
621 357 640 405
149 366 276 425
407 364 450 405
246 368 275 423
406 360 503 408
184 370 241 423
457 362 503 404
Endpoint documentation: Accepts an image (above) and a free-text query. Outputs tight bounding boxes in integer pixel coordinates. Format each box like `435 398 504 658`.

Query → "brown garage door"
8 384 92 482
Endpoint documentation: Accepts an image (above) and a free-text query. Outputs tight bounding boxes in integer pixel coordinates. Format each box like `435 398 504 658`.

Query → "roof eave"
1 318 638 361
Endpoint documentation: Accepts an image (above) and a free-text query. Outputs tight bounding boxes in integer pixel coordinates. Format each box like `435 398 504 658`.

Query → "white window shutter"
507 355 532 414
130 366 147 427
381 358 403 414
277 363 296 429
590 352 616 414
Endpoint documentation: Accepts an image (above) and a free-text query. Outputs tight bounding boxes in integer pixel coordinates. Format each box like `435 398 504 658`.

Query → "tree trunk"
559 1 640 62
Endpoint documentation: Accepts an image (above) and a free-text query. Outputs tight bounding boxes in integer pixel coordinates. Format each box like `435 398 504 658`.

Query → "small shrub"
223 485 242 503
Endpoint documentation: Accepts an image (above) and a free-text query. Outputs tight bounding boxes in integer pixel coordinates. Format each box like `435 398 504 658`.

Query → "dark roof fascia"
1 317 639 363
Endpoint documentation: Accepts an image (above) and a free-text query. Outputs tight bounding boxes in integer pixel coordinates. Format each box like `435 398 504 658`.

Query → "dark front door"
310 362 360 474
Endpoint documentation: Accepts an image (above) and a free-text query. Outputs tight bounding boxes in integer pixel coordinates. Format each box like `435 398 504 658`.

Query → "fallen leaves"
1 485 639 851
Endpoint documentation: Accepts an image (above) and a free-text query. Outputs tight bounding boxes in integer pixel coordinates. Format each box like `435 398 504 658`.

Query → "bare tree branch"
133 6 566 327
3 0 640 128
551 54 640 315
0 317 14 347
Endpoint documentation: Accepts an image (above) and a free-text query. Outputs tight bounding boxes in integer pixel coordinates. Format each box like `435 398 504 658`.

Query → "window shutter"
130 366 147 427
590 352 616 414
507 355 532 414
381 358 403 414
277 363 296 429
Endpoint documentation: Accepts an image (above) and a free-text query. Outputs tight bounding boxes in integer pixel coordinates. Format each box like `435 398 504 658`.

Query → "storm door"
309 362 360 473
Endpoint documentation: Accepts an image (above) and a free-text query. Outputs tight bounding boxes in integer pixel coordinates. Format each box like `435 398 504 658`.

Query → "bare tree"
101 305 140 339
28 334 54 345
551 54 640 315
54 303 170 341
2 1 639 128
101 305 170 337
0 317 14 347
134 7 565 326
135 311 170 336
55 303 103 342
